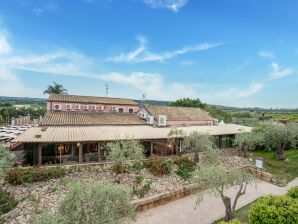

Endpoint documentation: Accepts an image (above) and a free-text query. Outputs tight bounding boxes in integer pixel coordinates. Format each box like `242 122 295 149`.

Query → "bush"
286 186 298 199
111 162 129 174
175 164 192 180
144 156 172 176
248 195 298 224
0 190 18 215
218 219 241 224
5 166 65 185
174 156 195 171
59 181 135 224
131 160 143 173
32 210 61 224
132 175 152 199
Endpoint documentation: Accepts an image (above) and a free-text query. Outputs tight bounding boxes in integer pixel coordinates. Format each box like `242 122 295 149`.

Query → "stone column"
79 143 83 163
150 141 153 156
38 143 42 166
219 136 222 149
98 142 102 162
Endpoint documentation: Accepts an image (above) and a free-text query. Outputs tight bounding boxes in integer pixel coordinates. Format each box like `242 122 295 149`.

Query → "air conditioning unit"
91 105 96 110
83 105 89 110
111 106 118 111
66 104 72 110
157 115 167 127
75 104 81 110
147 115 154 124
98 105 105 111
54 104 63 111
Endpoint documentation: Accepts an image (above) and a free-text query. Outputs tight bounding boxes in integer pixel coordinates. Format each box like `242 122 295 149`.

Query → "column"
164 139 167 156
79 143 83 163
38 143 42 166
219 136 222 149
150 141 153 156
98 142 102 162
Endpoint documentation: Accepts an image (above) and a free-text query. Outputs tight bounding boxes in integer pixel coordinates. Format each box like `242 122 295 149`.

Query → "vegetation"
0 190 18 215
174 156 195 180
253 150 298 185
5 166 65 185
144 156 172 176
286 186 298 199
132 175 152 199
171 98 206 108
32 181 135 224
248 194 298 224
0 144 15 182
217 219 241 224
107 139 145 174
233 132 261 157
43 82 68 95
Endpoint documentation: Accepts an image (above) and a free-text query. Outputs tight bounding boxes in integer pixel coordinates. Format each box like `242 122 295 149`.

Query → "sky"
0 0 297 108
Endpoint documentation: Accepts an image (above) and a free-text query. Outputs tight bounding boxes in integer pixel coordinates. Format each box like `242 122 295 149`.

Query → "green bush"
218 219 241 224
32 210 61 224
0 190 18 215
132 175 152 199
174 156 195 171
144 156 172 176
248 195 298 224
286 186 298 199
5 166 65 185
111 162 130 174
131 160 143 173
175 164 192 180
58 181 135 224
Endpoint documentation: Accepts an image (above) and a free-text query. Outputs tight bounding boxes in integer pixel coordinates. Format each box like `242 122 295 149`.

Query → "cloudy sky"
0 0 297 108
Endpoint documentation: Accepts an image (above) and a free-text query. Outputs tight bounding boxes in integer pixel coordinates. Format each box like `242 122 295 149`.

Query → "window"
98 105 105 111
56 144 71 155
91 105 96 110
83 105 89 111
128 108 134 114
118 108 124 113
66 104 72 110
75 104 81 110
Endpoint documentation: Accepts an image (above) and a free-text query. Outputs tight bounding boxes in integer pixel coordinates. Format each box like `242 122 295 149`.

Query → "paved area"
136 178 298 224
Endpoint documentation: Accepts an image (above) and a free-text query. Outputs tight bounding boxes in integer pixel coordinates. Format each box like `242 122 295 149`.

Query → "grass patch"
253 149 298 185
213 201 255 224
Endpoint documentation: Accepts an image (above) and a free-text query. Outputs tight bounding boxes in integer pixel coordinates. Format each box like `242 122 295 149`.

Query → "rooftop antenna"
141 93 146 108
105 83 109 97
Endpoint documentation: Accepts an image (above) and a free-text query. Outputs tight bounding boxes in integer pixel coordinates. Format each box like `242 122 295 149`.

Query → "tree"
182 131 217 164
171 98 206 108
43 82 68 95
193 165 256 222
262 124 295 160
0 144 15 183
0 115 4 126
233 132 262 157
107 139 145 173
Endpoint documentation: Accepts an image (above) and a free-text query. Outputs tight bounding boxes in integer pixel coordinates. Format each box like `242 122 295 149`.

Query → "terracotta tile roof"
145 105 214 121
48 94 139 105
39 111 147 126
12 124 252 143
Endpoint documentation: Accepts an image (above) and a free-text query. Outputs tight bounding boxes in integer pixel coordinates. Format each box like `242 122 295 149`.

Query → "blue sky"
0 0 297 108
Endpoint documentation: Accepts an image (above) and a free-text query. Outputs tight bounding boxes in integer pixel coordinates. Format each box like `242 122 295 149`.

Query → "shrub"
175 164 192 180
5 166 65 185
111 162 129 174
218 219 241 224
0 190 18 215
248 195 298 224
286 186 298 199
144 156 172 176
32 210 61 224
131 160 143 173
59 181 135 224
132 175 152 199
174 156 195 171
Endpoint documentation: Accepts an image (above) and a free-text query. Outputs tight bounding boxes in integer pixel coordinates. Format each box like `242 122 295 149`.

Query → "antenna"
141 93 146 108
105 83 109 97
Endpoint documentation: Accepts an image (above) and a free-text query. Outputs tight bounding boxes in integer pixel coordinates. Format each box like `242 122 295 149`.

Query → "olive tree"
262 124 295 160
0 144 15 183
107 139 145 173
182 131 217 164
233 132 262 157
193 165 256 222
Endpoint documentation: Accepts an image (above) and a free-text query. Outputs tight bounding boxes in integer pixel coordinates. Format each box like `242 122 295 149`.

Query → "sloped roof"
48 94 138 105
12 124 251 143
39 111 146 126
145 105 214 121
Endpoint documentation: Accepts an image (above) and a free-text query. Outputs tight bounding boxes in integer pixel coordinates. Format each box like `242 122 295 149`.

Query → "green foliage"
170 98 206 108
218 219 241 224
111 162 130 174
176 164 192 180
248 195 298 224
132 175 152 199
286 186 298 199
32 210 61 224
233 132 263 156
231 117 258 127
0 115 4 126
0 105 46 121
231 111 253 118
144 156 172 176
131 160 143 173
205 105 232 123
174 156 195 170
58 181 135 224
0 144 15 181
5 166 65 185
0 190 18 215
43 82 68 95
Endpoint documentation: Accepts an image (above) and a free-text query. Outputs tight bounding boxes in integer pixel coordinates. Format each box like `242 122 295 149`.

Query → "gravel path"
136 177 298 224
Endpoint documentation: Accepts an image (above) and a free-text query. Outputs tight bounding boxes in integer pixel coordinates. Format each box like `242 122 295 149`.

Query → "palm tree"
43 82 68 95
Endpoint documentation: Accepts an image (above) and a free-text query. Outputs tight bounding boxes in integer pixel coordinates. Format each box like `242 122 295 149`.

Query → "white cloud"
143 0 188 12
0 31 11 54
107 36 222 63
258 51 275 59
269 62 293 80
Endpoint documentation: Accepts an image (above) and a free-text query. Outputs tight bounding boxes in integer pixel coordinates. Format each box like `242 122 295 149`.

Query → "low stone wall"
132 183 200 212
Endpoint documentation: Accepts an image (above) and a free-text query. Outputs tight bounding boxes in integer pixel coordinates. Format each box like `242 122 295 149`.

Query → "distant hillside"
0 96 46 104
134 100 172 106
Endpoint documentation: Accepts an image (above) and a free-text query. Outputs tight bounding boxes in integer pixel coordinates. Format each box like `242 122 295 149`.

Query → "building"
47 94 139 114
10 94 251 166
137 105 216 126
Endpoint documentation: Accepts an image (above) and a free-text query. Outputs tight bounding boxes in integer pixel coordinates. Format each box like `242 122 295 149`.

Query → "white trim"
75 104 81 110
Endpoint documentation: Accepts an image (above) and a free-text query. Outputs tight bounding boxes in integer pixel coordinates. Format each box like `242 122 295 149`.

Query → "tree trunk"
276 144 285 160
223 196 234 221
194 152 199 163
